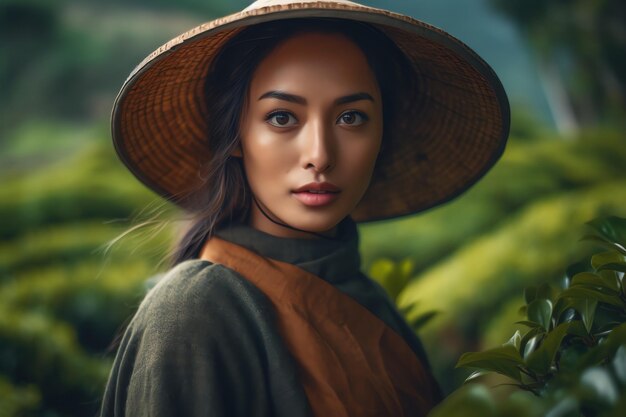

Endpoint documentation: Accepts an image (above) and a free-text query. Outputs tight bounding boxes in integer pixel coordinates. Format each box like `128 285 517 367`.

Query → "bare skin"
237 31 383 239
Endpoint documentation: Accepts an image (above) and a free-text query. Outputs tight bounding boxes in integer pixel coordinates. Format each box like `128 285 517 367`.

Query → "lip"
293 182 341 193
292 182 341 207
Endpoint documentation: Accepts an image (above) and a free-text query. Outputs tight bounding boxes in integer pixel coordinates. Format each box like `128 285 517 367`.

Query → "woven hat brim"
112 1 510 222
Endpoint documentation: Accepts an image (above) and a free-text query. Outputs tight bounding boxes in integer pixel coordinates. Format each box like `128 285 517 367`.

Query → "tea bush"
429 216 626 416
396 181 626 389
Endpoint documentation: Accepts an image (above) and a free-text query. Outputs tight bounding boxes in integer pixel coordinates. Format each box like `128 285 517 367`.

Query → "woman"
100 1 509 416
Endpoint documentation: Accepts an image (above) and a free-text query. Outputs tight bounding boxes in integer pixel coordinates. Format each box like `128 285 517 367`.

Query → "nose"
301 118 335 173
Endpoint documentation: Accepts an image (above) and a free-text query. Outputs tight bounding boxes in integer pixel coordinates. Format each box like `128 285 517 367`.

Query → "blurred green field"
1 124 625 415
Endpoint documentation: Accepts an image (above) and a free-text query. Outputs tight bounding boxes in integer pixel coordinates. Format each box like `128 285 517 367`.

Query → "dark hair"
168 17 416 266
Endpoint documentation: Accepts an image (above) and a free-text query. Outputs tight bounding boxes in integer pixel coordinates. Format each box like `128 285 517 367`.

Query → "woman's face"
238 31 383 238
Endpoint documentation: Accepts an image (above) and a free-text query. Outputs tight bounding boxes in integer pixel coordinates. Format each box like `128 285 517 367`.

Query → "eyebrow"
258 91 375 105
258 91 306 105
335 92 375 105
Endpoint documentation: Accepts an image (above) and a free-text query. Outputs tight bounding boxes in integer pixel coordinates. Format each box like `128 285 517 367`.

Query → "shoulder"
130 259 275 342
143 259 270 310
147 259 258 299
102 261 287 416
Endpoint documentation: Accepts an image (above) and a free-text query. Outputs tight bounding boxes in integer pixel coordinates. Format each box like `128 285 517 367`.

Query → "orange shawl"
201 237 439 416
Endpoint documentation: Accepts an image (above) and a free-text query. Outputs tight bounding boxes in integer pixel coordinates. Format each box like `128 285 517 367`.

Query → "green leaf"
580 235 626 256
566 260 593 282
523 334 541 360
598 269 623 293
536 283 554 301
369 258 401 300
573 325 626 370
570 298 598 333
515 320 543 329
398 304 412 316
408 310 438 331
597 262 626 274
498 390 547 417
570 272 620 294
591 305 626 335
518 305 528 316
566 320 589 338
520 326 544 358
591 251 626 271
527 299 553 330
559 308 577 324
464 370 489 383
524 286 537 304
398 258 415 280
559 344 590 373
605 322 626 350
552 298 576 324
612 345 626 384
580 367 619 405
456 345 524 382
369 258 415 301
526 322 570 374
427 384 496 417
559 287 626 308
576 344 612 372
586 216 626 249
504 330 522 350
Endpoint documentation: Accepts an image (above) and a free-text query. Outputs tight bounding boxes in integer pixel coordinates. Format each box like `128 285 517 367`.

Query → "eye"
265 111 298 127
337 110 368 126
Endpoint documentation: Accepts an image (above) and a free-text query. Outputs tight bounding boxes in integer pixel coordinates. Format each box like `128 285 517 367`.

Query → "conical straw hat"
112 0 510 222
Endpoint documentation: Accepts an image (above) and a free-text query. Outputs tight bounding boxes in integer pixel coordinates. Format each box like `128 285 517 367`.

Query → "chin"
287 211 346 234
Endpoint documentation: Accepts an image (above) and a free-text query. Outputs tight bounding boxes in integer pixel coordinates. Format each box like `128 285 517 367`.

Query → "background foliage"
0 0 624 416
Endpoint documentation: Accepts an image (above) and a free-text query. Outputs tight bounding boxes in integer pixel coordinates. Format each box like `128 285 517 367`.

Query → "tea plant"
431 216 626 417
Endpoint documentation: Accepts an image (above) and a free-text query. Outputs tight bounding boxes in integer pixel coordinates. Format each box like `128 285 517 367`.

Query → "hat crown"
244 0 362 12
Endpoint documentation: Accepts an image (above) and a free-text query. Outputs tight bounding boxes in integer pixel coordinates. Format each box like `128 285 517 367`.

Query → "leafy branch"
435 216 626 416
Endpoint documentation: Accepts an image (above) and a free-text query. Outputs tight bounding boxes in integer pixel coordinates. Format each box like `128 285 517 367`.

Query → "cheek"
346 134 382 175
240 134 292 189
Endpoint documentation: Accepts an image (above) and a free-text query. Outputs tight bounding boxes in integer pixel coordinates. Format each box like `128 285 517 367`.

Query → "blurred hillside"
0 0 624 416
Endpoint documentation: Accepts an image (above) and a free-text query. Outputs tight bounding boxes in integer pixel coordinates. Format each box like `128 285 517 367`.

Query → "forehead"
249 31 380 98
